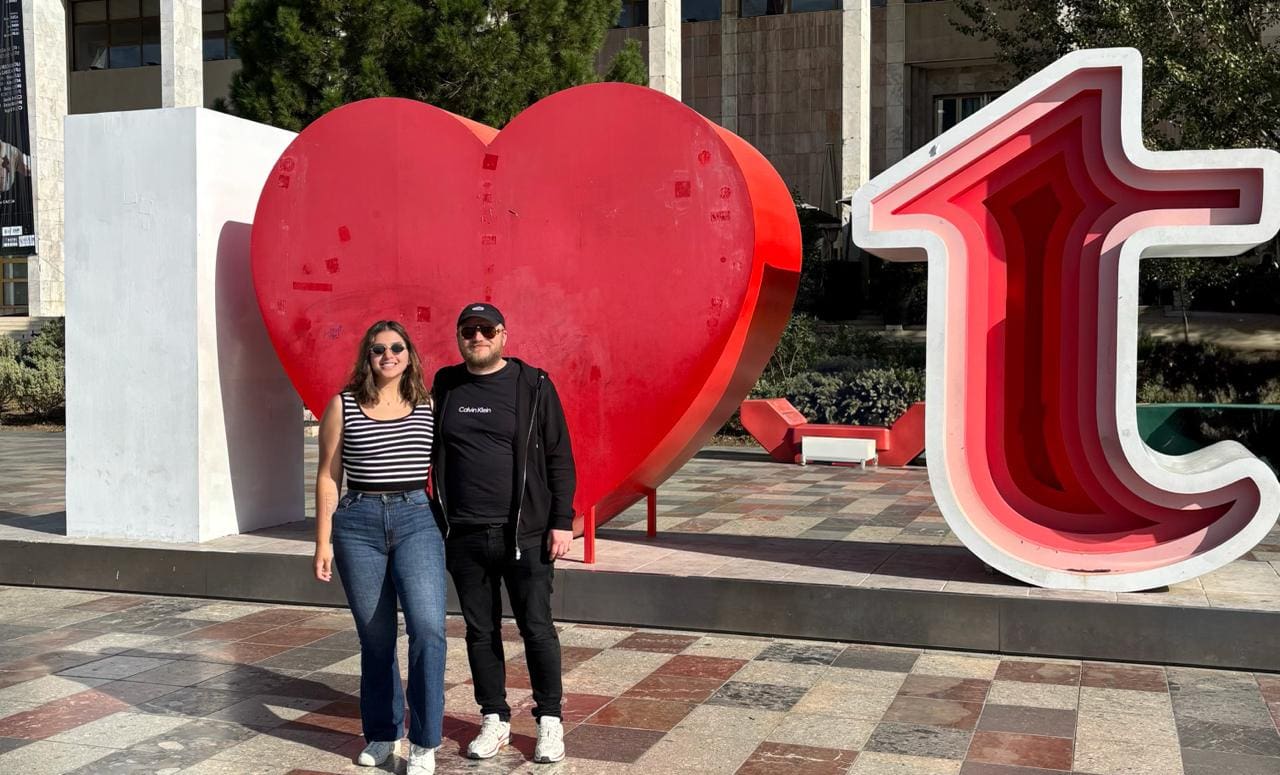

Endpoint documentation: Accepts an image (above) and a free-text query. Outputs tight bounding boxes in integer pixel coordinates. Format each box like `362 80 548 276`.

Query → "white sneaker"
534 716 565 763
408 743 436 775
356 739 398 766
467 713 511 759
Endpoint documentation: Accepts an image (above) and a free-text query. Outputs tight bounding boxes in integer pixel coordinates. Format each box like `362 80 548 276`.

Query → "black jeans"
445 524 562 721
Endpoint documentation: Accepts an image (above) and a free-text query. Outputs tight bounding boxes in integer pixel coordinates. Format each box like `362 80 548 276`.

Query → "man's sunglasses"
459 325 501 340
369 343 406 355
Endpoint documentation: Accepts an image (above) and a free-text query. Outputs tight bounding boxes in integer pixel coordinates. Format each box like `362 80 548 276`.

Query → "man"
430 302 576 764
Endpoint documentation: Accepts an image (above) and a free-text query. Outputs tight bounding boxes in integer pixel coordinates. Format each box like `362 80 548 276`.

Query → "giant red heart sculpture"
252 84 801 524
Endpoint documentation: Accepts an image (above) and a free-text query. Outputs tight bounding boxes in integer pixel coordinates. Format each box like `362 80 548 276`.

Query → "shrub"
763 314 821 381
0 318 67 421
843 367 925 426
12 359 64 419
1136 336 1280 404
0 336 20 422
22 318 64 367
744 367 924 429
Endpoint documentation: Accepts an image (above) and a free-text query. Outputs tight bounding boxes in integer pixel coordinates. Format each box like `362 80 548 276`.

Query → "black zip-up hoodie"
429 358 577 552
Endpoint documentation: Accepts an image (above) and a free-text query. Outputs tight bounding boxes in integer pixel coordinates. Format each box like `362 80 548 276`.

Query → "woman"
314 320 445 775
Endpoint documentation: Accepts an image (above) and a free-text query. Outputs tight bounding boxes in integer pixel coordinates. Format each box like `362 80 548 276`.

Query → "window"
742 0 840 16
71 0 236 70
934 92 1002 135
0 257 27 316
72 0 154 70
683 0 720 21
202 0 238 61
616 0 647 27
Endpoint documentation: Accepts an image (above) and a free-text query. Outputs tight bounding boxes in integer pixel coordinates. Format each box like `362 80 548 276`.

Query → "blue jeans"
332 489 446 748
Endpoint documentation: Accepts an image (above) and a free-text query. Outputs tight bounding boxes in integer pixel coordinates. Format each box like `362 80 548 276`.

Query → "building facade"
5 0 1003 320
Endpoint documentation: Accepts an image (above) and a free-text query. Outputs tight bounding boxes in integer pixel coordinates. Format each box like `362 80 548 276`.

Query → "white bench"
800 436 878 468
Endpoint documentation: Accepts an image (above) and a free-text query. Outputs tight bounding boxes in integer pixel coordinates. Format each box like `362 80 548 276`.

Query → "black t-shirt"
441 362 518 524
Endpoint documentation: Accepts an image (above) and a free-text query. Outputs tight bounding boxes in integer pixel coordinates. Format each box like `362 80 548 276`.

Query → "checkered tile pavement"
5 432 1279 611
0 585 1277 774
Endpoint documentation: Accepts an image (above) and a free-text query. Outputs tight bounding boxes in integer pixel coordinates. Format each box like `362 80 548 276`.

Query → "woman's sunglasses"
370 343 407 356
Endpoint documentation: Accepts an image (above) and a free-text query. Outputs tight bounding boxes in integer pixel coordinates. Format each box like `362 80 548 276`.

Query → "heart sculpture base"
252 86 802 541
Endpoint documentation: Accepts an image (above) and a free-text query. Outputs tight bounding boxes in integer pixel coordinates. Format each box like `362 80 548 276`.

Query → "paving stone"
612 632 699 654
587 697 695 731
123 660 236 687
706 681 809 712
253 647 351 673
0 688 126 739
736 741 859 775
1076 709 1178 747
832 646 920 673
1074 739 1185 774
864 722 973 760
622 673 724 703
671 704 785 741
631 729 758 774
966 730 1074 770
993 660 1080 686
912 654 1000 680
560 724 666 763
883 696 983 730
653 654 746 681
976 704 1076 738
0 739 114 774
850 752 962 774
1181 746 1280 775
0 736 27 754
754 642 845 666
1081 663 1168 693
138 687 253 718
731 659 829 688
1175 718 1280 756
48 710 190 748
898 675 991 704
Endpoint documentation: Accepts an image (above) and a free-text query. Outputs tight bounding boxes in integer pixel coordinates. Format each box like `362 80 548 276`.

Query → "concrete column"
648 0 681 98
65 109 302 542
884 0 906 166
161 0 203 108
22 0 67 317
841 0 871 199
719 0 739 133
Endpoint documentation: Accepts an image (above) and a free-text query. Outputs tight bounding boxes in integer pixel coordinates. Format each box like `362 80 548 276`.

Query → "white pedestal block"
65 108 301 542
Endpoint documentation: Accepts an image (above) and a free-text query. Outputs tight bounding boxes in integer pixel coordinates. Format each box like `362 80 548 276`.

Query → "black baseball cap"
457 302 505 327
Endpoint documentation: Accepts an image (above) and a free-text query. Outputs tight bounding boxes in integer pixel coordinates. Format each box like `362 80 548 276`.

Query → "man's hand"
546 529 573 561
314 543 334 582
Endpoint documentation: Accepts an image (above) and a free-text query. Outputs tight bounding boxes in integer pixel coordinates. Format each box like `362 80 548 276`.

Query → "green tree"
223 0 649 132
604 38 647 86
952 0 1280 340
952 0 1280 150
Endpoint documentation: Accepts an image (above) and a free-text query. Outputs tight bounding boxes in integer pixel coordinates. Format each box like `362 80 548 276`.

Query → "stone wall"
69 60 243 115
869 4 886 175
730 11 843 210
606 11 844 210
23 0 68 317
907 62 1009 154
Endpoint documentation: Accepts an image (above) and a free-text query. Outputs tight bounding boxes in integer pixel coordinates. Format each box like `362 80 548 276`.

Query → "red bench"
740 398 925 467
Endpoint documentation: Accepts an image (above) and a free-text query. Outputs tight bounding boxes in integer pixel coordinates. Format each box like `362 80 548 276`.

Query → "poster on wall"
0 0 34 256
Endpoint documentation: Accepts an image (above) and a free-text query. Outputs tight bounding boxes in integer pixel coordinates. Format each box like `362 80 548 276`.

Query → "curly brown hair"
343 320 431 408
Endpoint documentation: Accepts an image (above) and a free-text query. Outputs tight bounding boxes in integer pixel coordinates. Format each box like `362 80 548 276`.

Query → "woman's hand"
314 543 334 582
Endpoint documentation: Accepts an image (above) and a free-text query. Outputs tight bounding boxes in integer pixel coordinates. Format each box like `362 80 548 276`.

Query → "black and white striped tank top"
340 392 434 492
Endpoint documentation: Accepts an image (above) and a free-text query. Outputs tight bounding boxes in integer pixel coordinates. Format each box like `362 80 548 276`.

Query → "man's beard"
463 346 503 370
